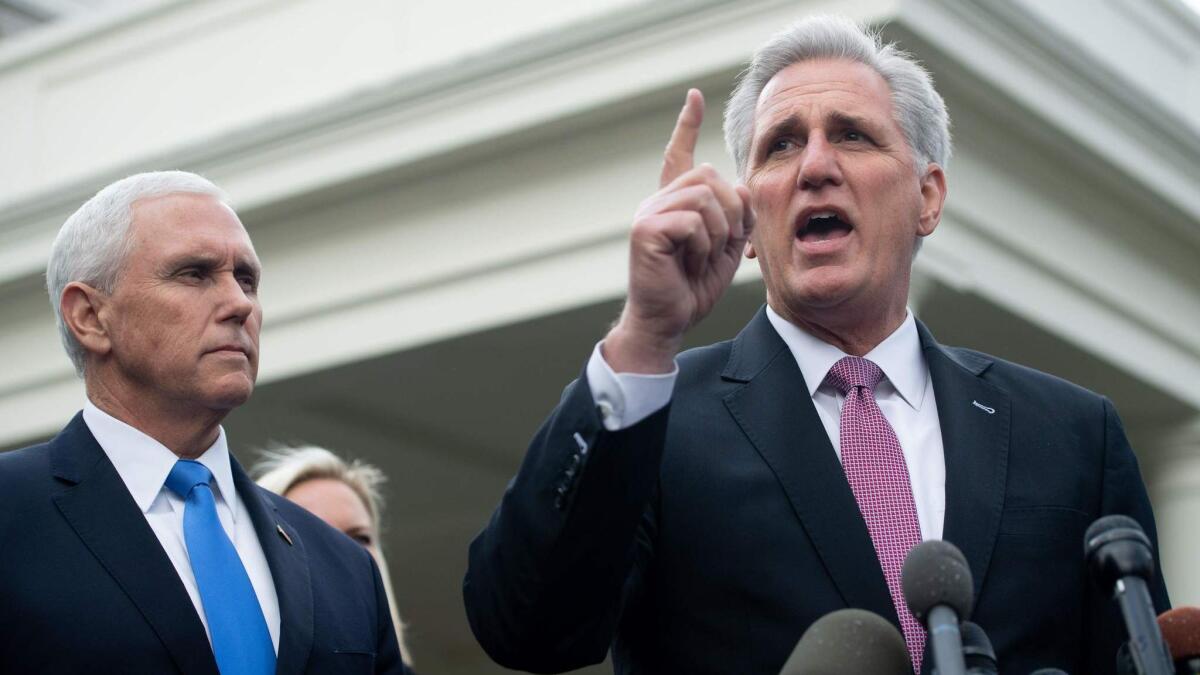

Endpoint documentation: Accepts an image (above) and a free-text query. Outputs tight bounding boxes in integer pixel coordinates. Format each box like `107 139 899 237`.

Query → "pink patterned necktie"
825 356 926 673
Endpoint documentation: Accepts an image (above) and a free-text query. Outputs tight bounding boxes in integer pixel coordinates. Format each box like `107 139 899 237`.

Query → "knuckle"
632 203 654 223
630 215 659 238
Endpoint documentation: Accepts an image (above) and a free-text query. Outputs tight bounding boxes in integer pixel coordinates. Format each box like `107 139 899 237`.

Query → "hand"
604 89 755 373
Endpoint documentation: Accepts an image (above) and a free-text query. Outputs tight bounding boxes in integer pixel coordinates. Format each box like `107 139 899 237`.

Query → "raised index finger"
659 89 705 188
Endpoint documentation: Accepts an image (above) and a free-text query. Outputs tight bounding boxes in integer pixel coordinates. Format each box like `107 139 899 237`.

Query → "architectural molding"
903 0 1200 243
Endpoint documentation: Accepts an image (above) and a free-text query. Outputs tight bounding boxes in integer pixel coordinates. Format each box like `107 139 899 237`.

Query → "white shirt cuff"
586 341 677 431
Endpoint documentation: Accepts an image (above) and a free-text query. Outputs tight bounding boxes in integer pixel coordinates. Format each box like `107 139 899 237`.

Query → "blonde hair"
253 445 412 665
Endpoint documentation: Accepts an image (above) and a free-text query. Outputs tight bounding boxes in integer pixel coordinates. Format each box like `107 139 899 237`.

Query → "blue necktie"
165 460 275 675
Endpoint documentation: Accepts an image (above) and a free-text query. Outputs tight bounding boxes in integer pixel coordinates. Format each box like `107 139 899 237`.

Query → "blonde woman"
254 446 412 667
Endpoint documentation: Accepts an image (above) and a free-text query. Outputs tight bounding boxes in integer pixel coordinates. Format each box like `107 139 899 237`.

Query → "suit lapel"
918 322 1010 602
231 459 315 675
49 414 219 675
721 309 899 626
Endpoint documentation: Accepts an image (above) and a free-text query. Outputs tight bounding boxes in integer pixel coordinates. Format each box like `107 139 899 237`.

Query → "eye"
766 137 796 156
237 274 259 292
179 268 207 281
840 129 872 143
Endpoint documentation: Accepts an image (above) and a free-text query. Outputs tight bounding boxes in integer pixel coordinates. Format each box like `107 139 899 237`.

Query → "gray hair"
723 15 952 178
46 171 228 376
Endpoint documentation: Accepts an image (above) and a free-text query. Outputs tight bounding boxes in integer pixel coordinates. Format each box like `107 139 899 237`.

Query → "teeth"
808 211 837 223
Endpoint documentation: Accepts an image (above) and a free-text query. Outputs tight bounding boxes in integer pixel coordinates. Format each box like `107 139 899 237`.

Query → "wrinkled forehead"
752 57 897 130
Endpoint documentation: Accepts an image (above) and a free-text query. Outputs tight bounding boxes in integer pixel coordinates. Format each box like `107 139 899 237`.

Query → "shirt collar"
765 306 928 411
82 400 238 517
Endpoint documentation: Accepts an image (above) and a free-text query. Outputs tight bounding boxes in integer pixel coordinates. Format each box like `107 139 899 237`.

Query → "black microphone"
1159 607 1200 674
778 608 911 675
960 621 997 674
903 540 974 675
1085 515 1172 675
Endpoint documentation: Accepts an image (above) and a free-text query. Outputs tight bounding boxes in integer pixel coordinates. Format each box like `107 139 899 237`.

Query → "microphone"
778 608 910 675
1085 515 1173 675
960 621 997 674
903 540 974 675
1159 607 1200 674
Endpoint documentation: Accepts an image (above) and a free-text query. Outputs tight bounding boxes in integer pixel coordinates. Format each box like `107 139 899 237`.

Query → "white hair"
46 170 228 376
723 15 952 178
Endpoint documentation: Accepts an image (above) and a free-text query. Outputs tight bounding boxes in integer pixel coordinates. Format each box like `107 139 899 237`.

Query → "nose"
217 273 256 324
796 131 843 190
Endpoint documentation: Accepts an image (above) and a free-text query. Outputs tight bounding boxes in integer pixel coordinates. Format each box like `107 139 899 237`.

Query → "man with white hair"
465 16 1169 674
0 172 407 674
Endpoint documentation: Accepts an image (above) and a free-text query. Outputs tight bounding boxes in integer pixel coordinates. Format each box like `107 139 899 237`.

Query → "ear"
917 163 947 238
60 282 113 360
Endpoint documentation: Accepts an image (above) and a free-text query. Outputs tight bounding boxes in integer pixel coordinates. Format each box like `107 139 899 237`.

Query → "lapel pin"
276 523 294 546
573 432 589 455
972 400 996 415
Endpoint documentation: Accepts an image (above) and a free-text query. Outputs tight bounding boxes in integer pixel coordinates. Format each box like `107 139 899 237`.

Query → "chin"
203 377 255 410
784 270 861 309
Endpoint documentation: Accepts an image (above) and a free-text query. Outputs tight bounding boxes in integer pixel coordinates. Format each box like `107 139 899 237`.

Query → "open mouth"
798 210 854 243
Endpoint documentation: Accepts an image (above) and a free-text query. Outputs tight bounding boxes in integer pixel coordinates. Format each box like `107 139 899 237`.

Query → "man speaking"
464 16 1169 674
0 172 406 674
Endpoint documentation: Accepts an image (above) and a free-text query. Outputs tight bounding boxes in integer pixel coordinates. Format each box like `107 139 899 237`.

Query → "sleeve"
585 341 677 431
1085 396 1172 675
462 364 670 673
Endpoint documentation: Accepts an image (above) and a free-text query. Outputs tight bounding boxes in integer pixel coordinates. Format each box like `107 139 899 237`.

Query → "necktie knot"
165 460 214 500
824 355 884 395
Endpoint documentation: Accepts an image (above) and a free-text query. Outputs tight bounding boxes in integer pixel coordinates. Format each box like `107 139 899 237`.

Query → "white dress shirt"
82 401 281 651
587 308 946 540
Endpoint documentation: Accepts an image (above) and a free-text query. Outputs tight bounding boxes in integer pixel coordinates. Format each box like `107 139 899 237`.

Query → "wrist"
602 319 681 374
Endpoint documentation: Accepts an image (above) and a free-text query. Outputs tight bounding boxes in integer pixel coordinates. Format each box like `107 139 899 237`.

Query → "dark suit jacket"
0 413 406 675
464 308 1170 675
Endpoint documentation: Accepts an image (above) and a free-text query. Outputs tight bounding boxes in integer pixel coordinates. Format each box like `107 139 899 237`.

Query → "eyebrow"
827 111 877 132
165 254 262 277
762 110 876 135
758 113 803 145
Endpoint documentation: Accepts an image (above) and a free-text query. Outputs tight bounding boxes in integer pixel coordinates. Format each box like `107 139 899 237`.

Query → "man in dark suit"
0 171 406 674
464 16 1169 675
